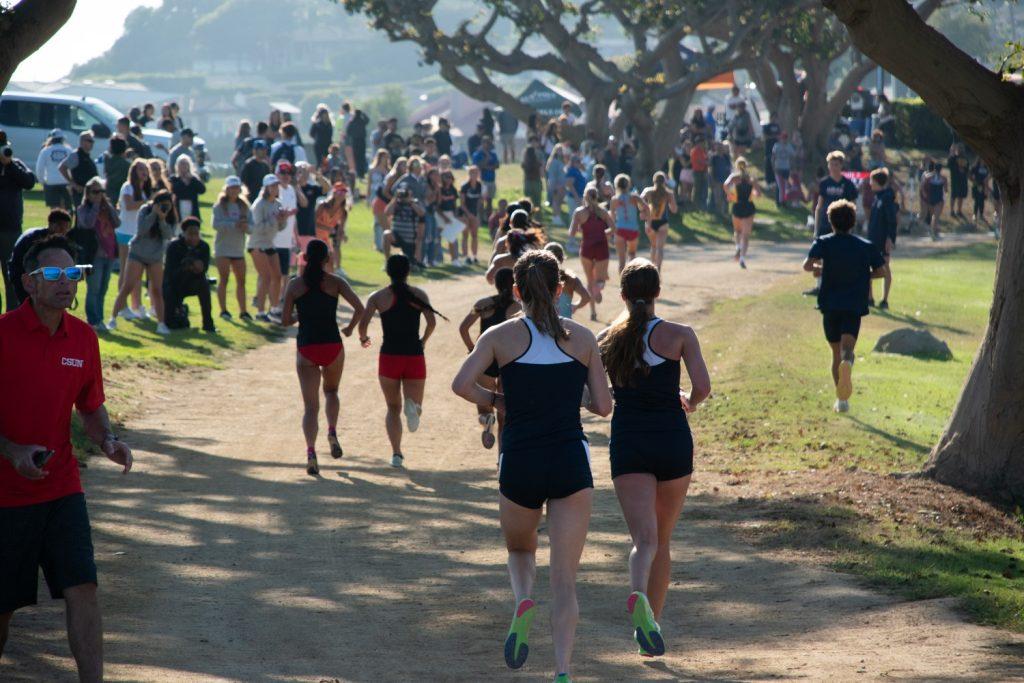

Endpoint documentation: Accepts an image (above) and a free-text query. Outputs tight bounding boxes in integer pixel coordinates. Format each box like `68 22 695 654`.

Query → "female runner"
452 250 612 683
568 186 614 321
641 172 678 271
281 239 364 475
543 242 591 319
610 174 648 273
358 254 445 468
458 267 521 449
485 211 543 283
598 258 710 657
723 157 764 269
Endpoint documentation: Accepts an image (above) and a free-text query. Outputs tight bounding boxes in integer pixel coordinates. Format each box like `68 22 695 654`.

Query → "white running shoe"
147 307 157 319
156 322 171 335
834 399 850 413
119 307 139 321
106 318 117 330
391 453 404 468
404 398 422 432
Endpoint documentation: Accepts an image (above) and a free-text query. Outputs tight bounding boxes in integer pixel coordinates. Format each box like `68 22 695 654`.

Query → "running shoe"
118 307 139 321
836 359 853 401
220 311 233 320
404 398 422 432
628 591 665 657
255 312 272 323
879 300 889 310
481 413 497 450
92 322 108 333
802 287 820 296
834 399 850 413
146 307 157 319
391 453 404 468
239 312 254 322
328 432 344 459
504 598 536 669
307 453 319 476
739 258 747 270
106 317 117 330
156 322 171 335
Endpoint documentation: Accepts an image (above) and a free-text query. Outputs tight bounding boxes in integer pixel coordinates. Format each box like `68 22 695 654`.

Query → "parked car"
0 91 173 168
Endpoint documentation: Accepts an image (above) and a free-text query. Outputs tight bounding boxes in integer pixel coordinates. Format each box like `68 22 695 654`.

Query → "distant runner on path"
280 239 364 476
802 200 885 413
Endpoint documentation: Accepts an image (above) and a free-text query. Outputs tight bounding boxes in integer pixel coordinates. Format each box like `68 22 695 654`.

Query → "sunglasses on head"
30 265 91 282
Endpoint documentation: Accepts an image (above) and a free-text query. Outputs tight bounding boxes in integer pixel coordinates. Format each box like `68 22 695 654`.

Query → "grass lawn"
694 240 1024 631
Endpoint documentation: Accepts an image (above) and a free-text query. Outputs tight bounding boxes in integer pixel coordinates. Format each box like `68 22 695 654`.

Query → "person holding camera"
0 234 133 683
75 178 121 330
0 134 37 311
108 190 178 334
383 187 425 267
162 217 215 333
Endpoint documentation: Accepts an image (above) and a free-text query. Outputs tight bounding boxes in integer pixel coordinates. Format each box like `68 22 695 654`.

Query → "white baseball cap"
224 175 242 188
261 173 280 188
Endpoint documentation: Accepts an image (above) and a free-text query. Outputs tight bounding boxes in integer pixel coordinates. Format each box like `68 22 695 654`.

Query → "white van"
0 91 173 166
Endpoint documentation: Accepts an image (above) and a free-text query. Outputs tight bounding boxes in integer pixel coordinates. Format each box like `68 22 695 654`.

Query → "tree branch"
823 0 1024 179
0 0 77 91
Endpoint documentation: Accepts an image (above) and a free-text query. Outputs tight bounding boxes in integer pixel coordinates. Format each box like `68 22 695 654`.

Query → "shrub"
891 98 953 150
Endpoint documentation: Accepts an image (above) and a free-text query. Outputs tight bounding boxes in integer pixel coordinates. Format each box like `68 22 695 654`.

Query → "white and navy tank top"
499 317 588 450
611 318 689 432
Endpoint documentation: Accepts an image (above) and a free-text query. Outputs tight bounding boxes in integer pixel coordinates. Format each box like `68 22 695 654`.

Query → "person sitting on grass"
163 217 215 333
801 199 885 414
867 168 898 310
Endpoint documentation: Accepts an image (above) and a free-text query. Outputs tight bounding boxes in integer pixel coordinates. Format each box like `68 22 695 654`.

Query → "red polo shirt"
0 301 105 507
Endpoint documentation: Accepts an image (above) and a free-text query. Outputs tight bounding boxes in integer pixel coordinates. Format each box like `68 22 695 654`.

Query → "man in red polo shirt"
0 235 132 682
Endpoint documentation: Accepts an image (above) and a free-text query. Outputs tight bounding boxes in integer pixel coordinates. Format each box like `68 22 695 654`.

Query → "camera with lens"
1 145 12 158
396 188 411 203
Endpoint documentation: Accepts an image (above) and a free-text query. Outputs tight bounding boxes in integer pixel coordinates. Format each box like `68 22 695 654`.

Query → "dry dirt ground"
5 236 1024 682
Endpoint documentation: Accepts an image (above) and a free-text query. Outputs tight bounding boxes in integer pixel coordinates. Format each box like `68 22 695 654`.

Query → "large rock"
873 327 953 360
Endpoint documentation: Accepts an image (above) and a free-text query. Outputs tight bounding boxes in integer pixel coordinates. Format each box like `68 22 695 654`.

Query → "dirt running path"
6 237 1023 681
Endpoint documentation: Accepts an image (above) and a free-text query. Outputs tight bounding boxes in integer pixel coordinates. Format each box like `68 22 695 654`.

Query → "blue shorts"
115 232 134 246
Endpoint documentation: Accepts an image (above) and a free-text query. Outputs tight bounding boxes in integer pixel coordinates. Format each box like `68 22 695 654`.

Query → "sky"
11 0 162 83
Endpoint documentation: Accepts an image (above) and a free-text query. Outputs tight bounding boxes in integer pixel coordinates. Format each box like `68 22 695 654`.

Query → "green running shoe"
504 598 535 669
553 674 572 683
628 591 665 656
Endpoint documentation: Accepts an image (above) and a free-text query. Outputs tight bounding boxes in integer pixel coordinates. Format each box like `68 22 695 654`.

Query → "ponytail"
302 239 329 290
494 267 514 311
386 254 449 321
513 250 567 340
599 259 661 387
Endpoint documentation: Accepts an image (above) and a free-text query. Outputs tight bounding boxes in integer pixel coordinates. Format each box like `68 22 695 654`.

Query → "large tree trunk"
929 192 1024 502
824 0 1024 501
0 0 77 91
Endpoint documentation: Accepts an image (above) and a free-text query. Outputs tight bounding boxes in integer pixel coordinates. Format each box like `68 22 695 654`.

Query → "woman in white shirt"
116 159 153 318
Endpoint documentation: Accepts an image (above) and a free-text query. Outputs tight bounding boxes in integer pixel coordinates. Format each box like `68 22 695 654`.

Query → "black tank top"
295 282 341 348
732 179 755 218
611 318 689 432
480 295 511 333
380 286 423 356
500 317 587 451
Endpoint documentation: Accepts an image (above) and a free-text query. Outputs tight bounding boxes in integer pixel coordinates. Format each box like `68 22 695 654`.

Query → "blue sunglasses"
29 265 91 282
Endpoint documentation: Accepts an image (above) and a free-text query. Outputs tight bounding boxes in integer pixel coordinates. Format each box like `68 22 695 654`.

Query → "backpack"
271 141 296 166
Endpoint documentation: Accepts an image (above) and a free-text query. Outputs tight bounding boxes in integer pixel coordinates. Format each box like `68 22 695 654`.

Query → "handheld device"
32 449 55 468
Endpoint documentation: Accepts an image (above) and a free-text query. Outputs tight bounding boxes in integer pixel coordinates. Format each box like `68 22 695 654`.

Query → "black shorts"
651 218 668 230
822 310 862 343
499 440 593 510
43 184 72 208
0 493 97 613
610 428 694 481
276 247 291 275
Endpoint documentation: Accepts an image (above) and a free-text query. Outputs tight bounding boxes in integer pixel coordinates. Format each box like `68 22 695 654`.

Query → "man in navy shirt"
806 150 859 296
867 168 898 309
803 199 885 413
471 136 500 218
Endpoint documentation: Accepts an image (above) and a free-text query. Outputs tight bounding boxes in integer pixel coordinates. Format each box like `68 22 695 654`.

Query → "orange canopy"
697 72 735 91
